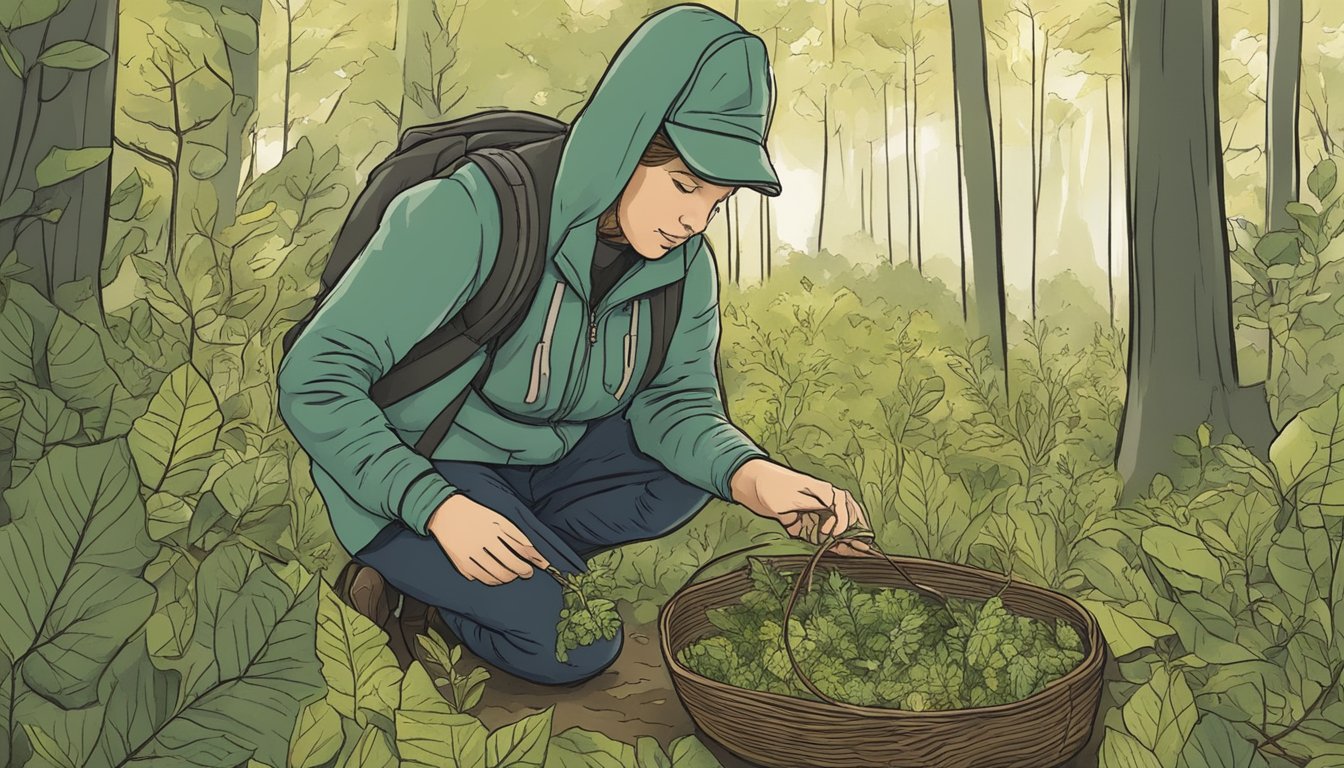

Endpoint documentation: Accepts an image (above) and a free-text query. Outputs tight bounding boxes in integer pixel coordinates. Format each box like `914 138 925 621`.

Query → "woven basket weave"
659 546 1107 768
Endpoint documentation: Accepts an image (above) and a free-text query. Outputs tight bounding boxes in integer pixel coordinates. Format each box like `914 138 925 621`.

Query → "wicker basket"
659 543 1107 768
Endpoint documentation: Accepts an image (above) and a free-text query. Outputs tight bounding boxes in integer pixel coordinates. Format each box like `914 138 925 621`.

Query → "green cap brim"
663 121 782 197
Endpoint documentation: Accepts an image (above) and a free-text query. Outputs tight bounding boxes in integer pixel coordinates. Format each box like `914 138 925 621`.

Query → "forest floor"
460 608 1110 768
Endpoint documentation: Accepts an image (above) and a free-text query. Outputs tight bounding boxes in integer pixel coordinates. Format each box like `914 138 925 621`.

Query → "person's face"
616 156 736 259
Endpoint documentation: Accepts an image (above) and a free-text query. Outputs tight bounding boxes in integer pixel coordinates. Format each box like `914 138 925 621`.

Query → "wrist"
729 457 772 509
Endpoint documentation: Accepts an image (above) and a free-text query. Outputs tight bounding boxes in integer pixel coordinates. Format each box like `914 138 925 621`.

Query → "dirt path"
460 613 1109 768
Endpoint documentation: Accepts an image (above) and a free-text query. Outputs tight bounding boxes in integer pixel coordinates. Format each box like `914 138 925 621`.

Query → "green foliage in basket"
676 558 1086 711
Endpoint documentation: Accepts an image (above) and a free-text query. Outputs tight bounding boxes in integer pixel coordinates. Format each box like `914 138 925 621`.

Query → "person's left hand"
729 459 876 557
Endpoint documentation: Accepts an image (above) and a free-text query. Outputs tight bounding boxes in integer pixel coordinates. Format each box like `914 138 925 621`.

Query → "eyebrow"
671 170 733 203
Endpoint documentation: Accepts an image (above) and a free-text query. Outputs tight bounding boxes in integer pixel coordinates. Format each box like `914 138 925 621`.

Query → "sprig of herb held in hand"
546 565 621 662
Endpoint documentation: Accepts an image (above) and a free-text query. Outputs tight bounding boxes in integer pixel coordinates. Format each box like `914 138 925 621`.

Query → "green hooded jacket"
277 4 782 556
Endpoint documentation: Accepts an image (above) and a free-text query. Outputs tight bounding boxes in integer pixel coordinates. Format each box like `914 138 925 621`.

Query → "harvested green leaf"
676 558 1085 711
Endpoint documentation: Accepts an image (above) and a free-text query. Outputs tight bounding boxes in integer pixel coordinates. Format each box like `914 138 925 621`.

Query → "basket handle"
779 529 952 712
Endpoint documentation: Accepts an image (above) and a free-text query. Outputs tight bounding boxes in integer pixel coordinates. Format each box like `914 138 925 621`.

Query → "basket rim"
658 551 1108 719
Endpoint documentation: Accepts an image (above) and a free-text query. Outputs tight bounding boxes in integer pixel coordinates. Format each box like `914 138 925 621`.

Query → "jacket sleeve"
624 238 770 502
277 173 496 536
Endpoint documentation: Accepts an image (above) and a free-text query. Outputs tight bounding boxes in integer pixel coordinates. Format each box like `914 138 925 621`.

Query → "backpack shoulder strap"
638 277 732 421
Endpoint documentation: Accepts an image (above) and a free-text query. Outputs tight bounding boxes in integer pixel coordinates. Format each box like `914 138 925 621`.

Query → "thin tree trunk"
949 0 1008 376
819 91 829 254
1265 0 1302 230
868 141 876 237
911 45 923 273
1029 19 1038 323
1106 75 1115 326
860 166 867 234
282 0 294 152
997 66 1005 209
206 0 261 231
904 61 913 266
733 196 742 284
954 54 967 320
885 81 894 265
1114 0 1277 501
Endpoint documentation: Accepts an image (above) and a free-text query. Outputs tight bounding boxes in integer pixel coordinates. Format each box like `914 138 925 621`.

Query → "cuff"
714 443 770 503
398 470 458 536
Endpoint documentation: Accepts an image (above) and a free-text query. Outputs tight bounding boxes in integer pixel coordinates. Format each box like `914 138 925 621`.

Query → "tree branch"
113 136 175 172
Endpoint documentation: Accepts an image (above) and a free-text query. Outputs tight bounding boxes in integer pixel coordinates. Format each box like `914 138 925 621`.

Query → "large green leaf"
543 727 633 768
668 736 722 767
1140 525 1224 591
128 363 221 495
1176 714 1268 768
397 662 486 768
1122 666 1198 765
1077 599 1175 658
1098 729 1163 768
34 146 111 189
0 296 36 385
1308 158 1338 201
108 170 144 222
338 724 397 768
36 40 108 70
88 559 323 768
0 0 67 31
12 384 81 466
0 442 156 710
213 454 289 519
487 708 552 768
1271 388 1344 513
287 698 342 768
315 580 400 728
46 312 119 418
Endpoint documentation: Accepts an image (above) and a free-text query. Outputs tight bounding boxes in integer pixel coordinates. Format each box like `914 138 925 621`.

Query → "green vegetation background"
3 0 1344 766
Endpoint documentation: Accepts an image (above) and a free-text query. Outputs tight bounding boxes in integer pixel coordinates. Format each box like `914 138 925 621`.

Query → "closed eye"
674 180 696 194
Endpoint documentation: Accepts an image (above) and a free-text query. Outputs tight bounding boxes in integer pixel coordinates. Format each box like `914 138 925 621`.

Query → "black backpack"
281 110 723 458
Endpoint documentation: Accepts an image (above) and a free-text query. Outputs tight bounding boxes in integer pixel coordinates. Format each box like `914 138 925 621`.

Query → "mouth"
657 229 686 247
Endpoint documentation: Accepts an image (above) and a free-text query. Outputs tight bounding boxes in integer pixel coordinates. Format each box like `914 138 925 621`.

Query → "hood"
544 3 779 304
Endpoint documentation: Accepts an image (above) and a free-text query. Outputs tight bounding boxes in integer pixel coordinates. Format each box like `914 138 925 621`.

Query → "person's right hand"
425 493 552 585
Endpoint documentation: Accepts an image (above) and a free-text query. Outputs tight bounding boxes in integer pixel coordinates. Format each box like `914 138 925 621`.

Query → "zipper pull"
589 311 597 344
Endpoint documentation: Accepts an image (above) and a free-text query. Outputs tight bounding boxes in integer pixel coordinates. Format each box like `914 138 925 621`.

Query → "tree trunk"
1265 0 1302 230
903 61 913 267
202 0 261 230
1106 76 1115 327
860 166 867 235
0 0 118 315
885 81 894 266
725 190 734 283
996 68 1004 209
949 0 1008 375
818 91 829 254
910 45 923 273
1028 20 1039 323
1114 0 1278 502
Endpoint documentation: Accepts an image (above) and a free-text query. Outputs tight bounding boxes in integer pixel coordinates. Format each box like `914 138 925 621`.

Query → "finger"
846 491 870 529
829 486 852 536
498 525 552 570
486 540 536 579
469 553 510 585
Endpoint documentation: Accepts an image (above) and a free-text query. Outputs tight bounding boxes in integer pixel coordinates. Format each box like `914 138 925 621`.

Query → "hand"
426 493 552 585
729 459 875 558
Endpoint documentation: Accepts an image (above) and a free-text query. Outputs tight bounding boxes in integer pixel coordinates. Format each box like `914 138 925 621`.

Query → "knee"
511 629 623 686
632 478 712 537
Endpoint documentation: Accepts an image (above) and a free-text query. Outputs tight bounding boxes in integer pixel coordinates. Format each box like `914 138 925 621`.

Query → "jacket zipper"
555 287 662 421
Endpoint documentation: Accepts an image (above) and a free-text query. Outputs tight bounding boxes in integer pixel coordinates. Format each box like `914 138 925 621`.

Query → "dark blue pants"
354 411 713 686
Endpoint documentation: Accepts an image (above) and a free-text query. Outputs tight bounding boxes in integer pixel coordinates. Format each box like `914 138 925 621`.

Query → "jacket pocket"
524 282 566 404
607 299 640 400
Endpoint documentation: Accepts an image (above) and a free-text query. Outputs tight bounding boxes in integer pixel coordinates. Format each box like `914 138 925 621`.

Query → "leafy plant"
677 558 1085 711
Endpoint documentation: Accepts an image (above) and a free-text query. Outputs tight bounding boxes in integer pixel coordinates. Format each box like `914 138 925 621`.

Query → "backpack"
281 110 725 458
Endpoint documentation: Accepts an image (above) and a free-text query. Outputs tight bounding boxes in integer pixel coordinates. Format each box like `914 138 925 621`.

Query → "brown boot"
334 561 401 648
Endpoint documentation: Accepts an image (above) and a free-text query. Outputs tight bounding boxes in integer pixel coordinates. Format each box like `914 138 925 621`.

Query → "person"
277 3 874 687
